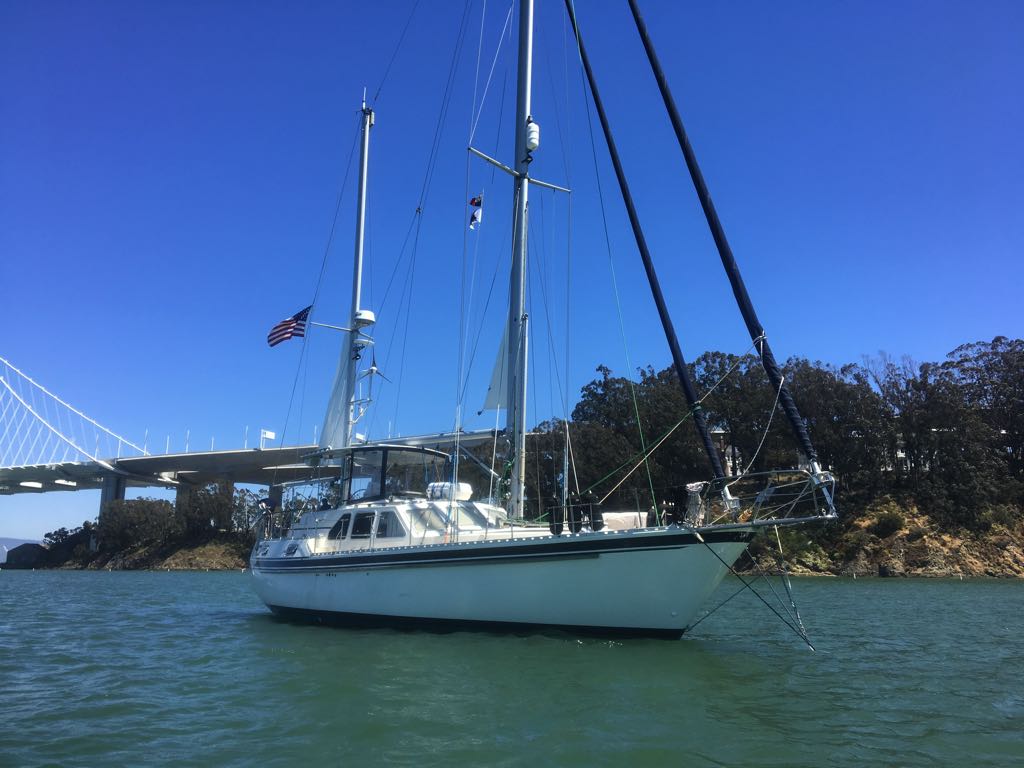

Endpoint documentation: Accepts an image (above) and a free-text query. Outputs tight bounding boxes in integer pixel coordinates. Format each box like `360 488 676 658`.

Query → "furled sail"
481 322 509 412
319 348 353 449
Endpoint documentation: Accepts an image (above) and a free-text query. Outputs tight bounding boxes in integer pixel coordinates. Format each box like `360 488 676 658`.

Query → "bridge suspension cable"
0 356 148 469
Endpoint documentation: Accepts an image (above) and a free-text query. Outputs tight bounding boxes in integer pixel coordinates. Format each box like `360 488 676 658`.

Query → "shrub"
905 525 928 542
840 528 873 562
983 505 1021 529
871 510 905 539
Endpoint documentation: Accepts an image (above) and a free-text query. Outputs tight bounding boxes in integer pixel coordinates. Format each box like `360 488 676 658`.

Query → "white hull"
250 527 752 637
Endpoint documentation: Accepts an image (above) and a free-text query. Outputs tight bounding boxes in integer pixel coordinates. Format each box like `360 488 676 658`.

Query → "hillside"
1 530 251 571
746 500 1024 578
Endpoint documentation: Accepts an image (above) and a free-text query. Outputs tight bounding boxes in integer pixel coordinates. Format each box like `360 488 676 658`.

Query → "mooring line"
685 534 816 651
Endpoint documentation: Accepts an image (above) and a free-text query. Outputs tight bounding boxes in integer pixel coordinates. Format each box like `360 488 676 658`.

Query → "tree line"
524 336 1023 532
44 336 1021 555
45 485 264 556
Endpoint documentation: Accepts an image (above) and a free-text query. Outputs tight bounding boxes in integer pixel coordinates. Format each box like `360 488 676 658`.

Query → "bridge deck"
0 430 498 495
0 445 330 494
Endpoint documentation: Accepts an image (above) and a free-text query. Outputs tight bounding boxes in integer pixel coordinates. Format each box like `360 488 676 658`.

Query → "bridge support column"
99 475 126 517
174 484 193 510
268 484 283 512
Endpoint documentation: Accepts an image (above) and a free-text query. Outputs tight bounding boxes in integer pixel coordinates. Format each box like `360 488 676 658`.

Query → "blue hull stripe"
253 529 752 573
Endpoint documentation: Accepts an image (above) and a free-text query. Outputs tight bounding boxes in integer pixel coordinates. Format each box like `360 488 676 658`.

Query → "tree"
175 484 235 537
231 488 265 533
944 337 1024 498
693 351 792 475
532 342 1022 535
99 498 180 551
786 359 893 503
870 356 1013 528
43 527 73 546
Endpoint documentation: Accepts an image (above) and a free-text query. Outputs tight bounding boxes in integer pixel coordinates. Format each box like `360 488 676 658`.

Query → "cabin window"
351 511 375 539
327 513 351 540
376 510 406 538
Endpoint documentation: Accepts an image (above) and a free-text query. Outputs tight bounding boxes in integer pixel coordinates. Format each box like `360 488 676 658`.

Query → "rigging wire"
730 372 786 482
566 0 727 482
388 224 422 436
583 335 763 501
528 188 578 505
388 0 474 435
374 213 422 320
468 1 515 144
534 192 573 511
563 193 581 499
525 205 556 515
361 210 419 440
450 0 488 505
275 112 362 464
371 0 422 105
460 0 491 395
531 195 568 420
469 3 507 363
683 576 750 633
417 0 474 209
459 222 511 407
775 524 811 638
561 139 577 497
451 0 498 514
624 0 820 467
572 22 658 512
488 405 502 502
537 0 578 503
683 544 816 650
458 72 512 408
683 547 812 652
556 8 580 496
527 258 543 517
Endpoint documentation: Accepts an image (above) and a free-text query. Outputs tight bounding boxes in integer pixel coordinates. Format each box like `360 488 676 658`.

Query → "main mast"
320 100 376 451
506 0 535 518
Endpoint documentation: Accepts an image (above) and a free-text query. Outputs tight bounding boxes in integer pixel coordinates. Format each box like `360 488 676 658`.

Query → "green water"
1 571 1021 767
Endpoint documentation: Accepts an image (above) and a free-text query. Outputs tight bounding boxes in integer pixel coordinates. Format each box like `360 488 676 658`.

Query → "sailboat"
249 0 837 638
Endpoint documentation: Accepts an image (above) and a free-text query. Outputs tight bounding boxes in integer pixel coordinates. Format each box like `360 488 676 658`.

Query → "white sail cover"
481 323 509 411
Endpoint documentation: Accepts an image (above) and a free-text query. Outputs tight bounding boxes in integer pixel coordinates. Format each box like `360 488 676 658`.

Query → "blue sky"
2 0 1022 539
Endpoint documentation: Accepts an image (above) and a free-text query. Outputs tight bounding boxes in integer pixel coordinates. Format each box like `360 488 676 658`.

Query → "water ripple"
1 572 1022 766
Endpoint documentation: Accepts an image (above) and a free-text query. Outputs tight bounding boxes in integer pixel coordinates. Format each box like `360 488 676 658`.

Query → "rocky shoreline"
3 532 252 571
84 535 252 571
7 507 1024 577
745 504 1024 579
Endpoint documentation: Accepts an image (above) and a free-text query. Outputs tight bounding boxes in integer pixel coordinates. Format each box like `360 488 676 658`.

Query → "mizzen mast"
320 100 376 451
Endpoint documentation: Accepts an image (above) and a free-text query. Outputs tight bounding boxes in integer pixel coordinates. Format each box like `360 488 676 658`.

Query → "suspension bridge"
0 356 324 515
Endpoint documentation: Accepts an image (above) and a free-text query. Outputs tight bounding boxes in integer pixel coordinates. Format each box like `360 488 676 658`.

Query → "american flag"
267 305 312 347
